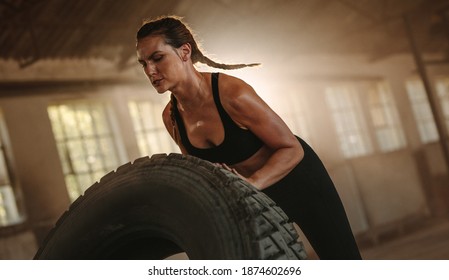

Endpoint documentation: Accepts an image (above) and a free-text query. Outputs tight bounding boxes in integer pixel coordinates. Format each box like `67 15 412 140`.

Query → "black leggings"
262 137 362 260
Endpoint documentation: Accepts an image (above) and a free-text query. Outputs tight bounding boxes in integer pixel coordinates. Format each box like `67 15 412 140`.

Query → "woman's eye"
153 55 163 62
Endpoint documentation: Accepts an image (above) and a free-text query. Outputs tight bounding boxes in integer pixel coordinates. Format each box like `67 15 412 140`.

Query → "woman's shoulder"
210 72 260 115
214 72 254 99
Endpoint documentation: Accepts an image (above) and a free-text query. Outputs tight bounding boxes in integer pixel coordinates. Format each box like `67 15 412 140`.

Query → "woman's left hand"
215 163 261 190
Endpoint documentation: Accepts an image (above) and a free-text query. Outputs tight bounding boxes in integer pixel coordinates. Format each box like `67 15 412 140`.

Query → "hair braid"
137 16 260 70
197 51 260 70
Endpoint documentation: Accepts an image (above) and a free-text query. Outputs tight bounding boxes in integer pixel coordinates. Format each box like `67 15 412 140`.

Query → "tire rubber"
34 153 307 260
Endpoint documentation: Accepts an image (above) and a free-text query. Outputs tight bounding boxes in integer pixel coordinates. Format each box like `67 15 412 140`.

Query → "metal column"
403 14 449 171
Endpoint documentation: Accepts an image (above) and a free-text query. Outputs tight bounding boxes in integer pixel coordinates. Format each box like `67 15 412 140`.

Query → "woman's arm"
219 74 304 190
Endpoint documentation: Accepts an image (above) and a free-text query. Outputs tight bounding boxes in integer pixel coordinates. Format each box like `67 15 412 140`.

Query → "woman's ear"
179 43 192 61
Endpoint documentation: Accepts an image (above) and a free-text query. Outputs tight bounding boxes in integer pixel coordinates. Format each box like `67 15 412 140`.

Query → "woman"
136 16 362 260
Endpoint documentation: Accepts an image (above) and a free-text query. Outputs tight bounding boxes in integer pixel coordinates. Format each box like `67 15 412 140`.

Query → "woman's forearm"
247 146 303 190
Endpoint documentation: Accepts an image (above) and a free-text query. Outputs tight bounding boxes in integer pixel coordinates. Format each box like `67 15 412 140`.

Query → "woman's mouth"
152 78 163 87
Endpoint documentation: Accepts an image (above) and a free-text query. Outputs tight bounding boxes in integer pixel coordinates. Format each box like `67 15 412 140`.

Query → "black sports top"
172 72 263 165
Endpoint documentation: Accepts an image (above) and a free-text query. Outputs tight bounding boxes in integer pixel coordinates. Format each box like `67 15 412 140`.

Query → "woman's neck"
172 70 208 112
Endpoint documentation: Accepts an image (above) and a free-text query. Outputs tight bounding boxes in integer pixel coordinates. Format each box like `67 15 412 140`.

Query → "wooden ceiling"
1 0 449 70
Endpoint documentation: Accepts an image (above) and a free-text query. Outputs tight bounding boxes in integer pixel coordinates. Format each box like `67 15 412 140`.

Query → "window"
48 101 125 201
128 100 179 156
279 91 312 144
405 79 439 143
325 85 373 158
367 82 406 152
0 115 23 226
326 81 407 158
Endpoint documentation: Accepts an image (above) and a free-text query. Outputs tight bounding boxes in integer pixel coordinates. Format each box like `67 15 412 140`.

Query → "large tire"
34 153 307 260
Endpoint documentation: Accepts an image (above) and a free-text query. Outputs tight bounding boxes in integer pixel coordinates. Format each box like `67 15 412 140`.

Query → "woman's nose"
145 63 157 76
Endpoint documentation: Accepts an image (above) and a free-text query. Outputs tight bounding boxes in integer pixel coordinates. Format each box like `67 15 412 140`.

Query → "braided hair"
136 16 260 70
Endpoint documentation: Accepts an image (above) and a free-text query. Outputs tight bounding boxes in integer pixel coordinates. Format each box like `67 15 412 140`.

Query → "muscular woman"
136 16 362 259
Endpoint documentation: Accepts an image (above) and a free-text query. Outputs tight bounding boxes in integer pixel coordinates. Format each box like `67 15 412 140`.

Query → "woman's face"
136 35 185 93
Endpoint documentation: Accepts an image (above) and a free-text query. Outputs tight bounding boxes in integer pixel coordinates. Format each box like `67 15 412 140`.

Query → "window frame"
405 78 440 144
0 111 24 227
325 80 407 159
48 99 127 201
128 98 179 157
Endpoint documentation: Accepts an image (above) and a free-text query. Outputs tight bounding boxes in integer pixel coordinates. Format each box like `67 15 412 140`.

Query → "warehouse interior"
1 0 449 259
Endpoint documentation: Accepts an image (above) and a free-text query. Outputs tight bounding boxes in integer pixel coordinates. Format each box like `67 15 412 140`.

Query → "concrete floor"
1 218 448 260
360 218 449 260
300 218 449 260
0 230 38 260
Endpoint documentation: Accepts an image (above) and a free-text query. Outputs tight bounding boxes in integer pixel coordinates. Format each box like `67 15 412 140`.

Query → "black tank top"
172 72 263 165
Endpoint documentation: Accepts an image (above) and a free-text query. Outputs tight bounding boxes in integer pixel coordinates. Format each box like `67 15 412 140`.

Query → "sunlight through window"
48 101 124 201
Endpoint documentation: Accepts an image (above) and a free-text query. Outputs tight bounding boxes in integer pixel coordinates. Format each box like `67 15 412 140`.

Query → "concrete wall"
268 53 448 239
1 95 71 241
